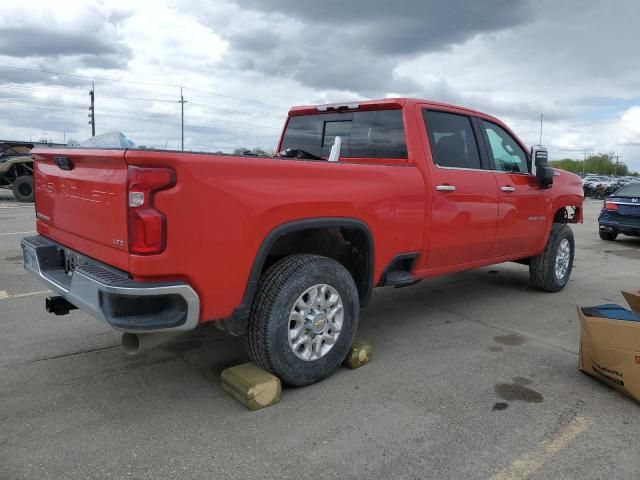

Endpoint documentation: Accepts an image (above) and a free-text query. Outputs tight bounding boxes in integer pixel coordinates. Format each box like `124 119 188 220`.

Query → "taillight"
127 166 175 254
604 201 618 211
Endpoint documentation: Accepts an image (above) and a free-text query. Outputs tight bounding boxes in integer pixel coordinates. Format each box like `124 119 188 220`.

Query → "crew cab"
22 98 583 386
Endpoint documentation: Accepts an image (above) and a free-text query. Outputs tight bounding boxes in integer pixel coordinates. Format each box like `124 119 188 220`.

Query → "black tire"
12 175 34 202
599 229 618 241
246 254 359 386
529 224 575 292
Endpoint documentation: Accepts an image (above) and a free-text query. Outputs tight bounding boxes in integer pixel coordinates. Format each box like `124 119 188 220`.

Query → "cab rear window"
281 110 407 159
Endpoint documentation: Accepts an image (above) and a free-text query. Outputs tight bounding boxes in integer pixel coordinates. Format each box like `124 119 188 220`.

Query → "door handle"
500 186 516 192
436 185 456 192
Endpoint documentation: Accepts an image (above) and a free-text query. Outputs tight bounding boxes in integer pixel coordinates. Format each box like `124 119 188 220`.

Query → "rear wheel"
246 254 359 386
529 224 575 292
12 175 34 202
599 229 618 241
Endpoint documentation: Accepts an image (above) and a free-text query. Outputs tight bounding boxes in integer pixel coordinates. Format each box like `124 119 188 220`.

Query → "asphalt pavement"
1 189 639 480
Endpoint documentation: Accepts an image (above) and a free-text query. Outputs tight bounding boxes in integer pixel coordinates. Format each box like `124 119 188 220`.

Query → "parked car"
582 175 610 187
0 141 34 202
21 98 584 385
598 182 640 240
582 175 631 199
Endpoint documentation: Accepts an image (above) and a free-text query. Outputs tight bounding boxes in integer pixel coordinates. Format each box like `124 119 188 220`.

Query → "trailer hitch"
45 296 78 316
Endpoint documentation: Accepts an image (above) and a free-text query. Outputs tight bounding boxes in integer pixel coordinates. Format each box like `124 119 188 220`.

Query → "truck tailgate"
33 149 129 271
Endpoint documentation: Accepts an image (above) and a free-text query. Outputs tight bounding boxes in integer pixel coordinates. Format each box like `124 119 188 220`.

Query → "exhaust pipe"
121 332 181 355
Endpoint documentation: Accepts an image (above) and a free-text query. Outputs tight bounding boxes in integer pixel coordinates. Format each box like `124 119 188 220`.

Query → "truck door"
476 119 550 256
418 109 500 269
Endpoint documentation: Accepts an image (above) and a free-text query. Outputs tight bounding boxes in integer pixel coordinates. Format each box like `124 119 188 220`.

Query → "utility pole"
583 148 592 174
179 87 187 151
614 155 622 176
539 113 543 145
88 81 95 137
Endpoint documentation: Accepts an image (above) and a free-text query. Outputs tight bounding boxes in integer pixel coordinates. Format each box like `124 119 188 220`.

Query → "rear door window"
422 110 482 169
280 110 407 159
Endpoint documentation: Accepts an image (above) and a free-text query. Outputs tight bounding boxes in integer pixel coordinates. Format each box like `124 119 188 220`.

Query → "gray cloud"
0 5 132 70
238 0 531 54
0 27 127 58
218 0 532 93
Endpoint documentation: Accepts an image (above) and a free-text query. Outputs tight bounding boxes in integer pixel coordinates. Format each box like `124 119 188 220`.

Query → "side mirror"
531 145 553 188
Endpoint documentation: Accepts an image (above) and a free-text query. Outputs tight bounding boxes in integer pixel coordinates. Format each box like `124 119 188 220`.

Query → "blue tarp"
581 304 640 322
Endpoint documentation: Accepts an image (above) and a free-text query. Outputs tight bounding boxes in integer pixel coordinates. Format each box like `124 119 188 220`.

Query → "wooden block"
220 362 281 411
343 339 372 369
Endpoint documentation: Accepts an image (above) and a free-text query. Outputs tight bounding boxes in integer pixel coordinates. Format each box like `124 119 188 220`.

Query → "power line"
0 98 282 133
0 84 283 118
183 86 285 109
0 101 281 132
0 103 172 125
0 95 174 118
1 104 280 143
0 83 87 96
0 65 181 88
0 64 287 109
0 91 283 123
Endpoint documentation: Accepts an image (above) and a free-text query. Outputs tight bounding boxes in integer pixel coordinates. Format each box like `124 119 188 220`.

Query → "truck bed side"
33 148 426 323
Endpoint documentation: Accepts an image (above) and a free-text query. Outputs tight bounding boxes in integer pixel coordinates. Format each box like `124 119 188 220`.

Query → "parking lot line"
489 416 593 480
0 230 35 237
0 289 52 300
0 205 34 209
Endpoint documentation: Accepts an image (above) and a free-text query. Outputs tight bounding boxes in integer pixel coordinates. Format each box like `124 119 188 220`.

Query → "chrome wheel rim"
288 284 344 361
555 238 571 280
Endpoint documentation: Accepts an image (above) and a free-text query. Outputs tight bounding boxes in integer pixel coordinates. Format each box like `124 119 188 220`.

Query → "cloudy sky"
0 0 639 170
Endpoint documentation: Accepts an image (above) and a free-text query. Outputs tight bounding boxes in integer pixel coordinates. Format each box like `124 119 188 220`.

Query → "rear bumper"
599 213 640 237
21 235 200 332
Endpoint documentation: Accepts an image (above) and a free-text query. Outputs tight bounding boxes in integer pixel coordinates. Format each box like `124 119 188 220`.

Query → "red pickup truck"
22 98 583 385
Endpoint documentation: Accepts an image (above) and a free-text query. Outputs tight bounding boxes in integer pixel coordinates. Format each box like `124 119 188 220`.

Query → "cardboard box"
578 291 640 403
622 289 640 313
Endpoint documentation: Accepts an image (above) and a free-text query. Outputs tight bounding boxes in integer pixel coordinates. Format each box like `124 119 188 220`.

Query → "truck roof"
288 97 500 122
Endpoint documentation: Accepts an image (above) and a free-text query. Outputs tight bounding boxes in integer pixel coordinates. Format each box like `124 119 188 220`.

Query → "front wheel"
246 254 360 386
529 224 575 292
12 175 34 202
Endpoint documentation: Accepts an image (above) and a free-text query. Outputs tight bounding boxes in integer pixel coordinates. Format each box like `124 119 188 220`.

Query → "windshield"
280 110 407 159
614 183 640 197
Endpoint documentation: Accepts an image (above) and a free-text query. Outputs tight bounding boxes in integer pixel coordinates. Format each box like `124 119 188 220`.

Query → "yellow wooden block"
343 339 372 369
220 362 281 411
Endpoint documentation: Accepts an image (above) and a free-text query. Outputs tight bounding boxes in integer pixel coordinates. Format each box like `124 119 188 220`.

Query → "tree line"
550 153 638 176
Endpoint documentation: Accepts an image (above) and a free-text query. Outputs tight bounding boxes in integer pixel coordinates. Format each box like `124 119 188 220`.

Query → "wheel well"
262 226 372 305
553 206 580 224
220 219 373 336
